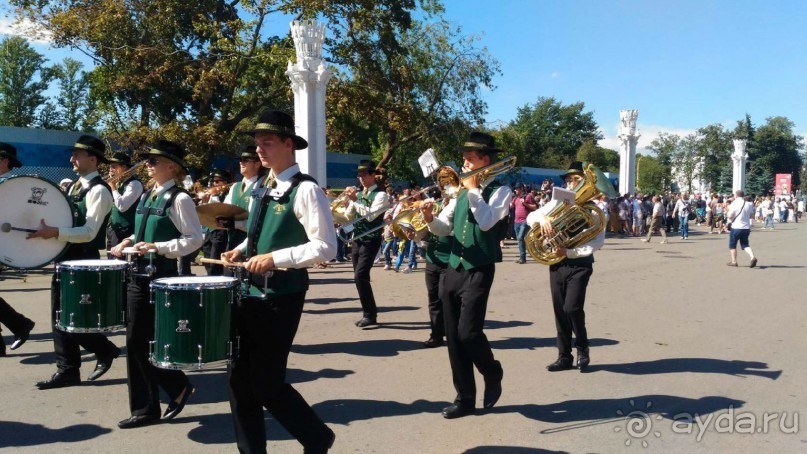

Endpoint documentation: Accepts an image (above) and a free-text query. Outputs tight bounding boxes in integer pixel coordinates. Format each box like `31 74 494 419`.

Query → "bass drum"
0 175 74 269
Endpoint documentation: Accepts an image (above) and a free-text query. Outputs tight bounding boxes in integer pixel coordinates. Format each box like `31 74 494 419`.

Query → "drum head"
60 259 128 270
152 276 238 289
0 176 74 269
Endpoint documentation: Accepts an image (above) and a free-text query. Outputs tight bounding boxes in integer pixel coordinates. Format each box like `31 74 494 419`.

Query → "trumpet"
330 187 357 226
106 160 146 187
340 156 516 242
194 182 233 201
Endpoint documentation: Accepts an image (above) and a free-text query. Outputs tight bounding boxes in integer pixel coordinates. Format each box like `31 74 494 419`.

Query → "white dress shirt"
346 184 389 222
236 164 336 268
526 198 604 259
112 179 144 213
58 171 113 243
223 175 259 232
427 177 512 236
126 179 204 258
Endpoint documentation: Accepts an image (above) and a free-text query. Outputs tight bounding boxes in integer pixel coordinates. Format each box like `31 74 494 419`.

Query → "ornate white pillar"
618 110 640 195
286 20 332 185
732 139 748 193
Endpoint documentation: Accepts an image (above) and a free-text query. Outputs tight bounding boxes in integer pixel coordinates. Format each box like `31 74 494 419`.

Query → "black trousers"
549 263 592 357
126 275 189 417
229 292 331 454
51 249 118 373
0 297 32 350
441 264 502 407
202 229 228 276
351 237 382 318
424 262 446 340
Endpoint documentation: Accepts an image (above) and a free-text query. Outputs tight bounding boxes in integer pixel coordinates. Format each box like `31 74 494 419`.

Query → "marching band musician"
526 161 604 373
220 109 336 453
28 135 122 389
110 140 204 428
217 146 264 250
106 151 144 256
0 143 36 357
199 169 232 276
419 131 510 419
342 160 389 327
421 194 453 348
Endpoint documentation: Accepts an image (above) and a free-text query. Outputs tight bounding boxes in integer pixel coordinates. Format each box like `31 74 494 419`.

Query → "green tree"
696 123 732 192
507 96 601 169
576 139 619 172
53 57 92 130
751 116 803 190
0 36 51 127
636 154 666 194
673 134 702 194
646 132 678 190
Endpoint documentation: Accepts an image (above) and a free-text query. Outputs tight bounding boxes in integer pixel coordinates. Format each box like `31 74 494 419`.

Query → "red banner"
774 173 792 196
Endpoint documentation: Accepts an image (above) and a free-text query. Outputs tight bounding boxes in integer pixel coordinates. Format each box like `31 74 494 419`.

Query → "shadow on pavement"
464 448 567 454
493 394 745 425
490 337 619 350
292 339 424 357
305 305 419 315
314 398 446 424
0 421 112 448
586 358 781 379
306 297 357 305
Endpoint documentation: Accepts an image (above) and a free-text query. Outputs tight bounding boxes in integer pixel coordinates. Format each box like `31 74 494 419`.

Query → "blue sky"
3 1 806 153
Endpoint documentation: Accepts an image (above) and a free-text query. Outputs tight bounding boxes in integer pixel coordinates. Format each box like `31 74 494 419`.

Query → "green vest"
352 187 384 240
448 182 507 270
245 174 311 296
227 178 254 248
425 202 453 267
69 175 111 252
110 176 140 231
133 187 183 276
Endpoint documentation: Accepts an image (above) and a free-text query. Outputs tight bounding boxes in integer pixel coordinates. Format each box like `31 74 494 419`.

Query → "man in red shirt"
511 185 537 264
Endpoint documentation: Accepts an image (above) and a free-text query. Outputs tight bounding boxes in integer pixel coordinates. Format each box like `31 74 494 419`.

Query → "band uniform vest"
65 176 112 257
425 200 453 268
110 176 140 232
352 187 384 240
227 179 254 248
448 182 507 271
133 187 184 277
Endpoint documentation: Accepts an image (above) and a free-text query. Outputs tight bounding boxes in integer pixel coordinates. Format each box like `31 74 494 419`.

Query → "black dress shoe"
118 414 160 429
36 371 81 390
577 348 590 372
546 357 574 372
304 428 336 454
422 337 444 348
163 383 195 420
355 317 377 328
483 374 503 409
10 319 35 350
442 404 476 419
87 346 121 381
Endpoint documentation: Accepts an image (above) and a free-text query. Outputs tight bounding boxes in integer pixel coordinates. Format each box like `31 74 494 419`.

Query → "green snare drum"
56 259 128 333
149 276 237 370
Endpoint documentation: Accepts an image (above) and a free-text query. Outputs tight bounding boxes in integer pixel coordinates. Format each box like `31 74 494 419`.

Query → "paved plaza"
1 222 804 453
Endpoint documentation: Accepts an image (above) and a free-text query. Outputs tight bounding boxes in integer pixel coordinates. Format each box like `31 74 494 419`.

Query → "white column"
286 20 332 185
732 139 748 193
618 110 640 195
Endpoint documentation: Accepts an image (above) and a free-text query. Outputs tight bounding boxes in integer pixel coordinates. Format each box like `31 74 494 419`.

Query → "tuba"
525 163 616 265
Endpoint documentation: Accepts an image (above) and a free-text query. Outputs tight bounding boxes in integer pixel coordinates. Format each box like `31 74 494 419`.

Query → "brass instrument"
392 199 441 240
525 163 617 265
329 188 356 226
106 160 146 187
196 183 233 201
341 156 517 242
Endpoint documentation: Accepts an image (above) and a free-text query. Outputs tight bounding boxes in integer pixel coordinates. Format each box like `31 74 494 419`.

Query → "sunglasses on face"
240 158 259 163
146 157 161 166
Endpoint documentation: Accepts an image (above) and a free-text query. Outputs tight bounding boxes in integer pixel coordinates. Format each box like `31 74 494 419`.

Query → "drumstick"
199 257 288 271
1 222 37 234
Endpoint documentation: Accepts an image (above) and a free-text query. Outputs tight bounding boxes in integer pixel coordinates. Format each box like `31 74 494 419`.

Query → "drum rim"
55 323 126 333
151 276 239 290
58 259 129 270
0 174 75 269
148 358 230 371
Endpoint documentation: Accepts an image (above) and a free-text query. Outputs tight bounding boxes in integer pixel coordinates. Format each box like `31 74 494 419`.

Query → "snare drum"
149 276 237 370
0 175 74 268
56 259 128 332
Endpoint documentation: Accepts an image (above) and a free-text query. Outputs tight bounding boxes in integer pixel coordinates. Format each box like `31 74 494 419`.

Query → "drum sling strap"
134 186 183 243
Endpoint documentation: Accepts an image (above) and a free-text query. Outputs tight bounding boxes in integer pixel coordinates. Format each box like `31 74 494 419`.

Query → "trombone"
339 156 516 242
106 160 146 187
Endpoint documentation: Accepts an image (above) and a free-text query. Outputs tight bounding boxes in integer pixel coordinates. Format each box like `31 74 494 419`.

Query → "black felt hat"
561 161 585 180
357 159 377 174
209 168 232 183
146 140 188 172
239 144 259 160
244 109 308 150
69 135 109 164
457 131 501 155
0 142 22 169
107 151 133 167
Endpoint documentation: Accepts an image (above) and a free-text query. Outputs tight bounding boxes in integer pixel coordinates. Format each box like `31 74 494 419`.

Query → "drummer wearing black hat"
342 160 390 327
28 135 122 389
526 161 604 373
106 151 144 256
220 109 336 453
0 143 37 357
110 139 204 428
218 145 265 254
199 168 232 276
419 131 511 419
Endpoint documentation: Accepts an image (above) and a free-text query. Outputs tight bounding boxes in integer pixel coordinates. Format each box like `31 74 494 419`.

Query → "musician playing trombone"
526 161 604 373
106 151 144 256
418 131 511 419
342 160 389 328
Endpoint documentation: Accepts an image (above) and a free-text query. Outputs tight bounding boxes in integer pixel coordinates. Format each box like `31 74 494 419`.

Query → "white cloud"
550 71 559 78
599 123 698 155
0 18 53 45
